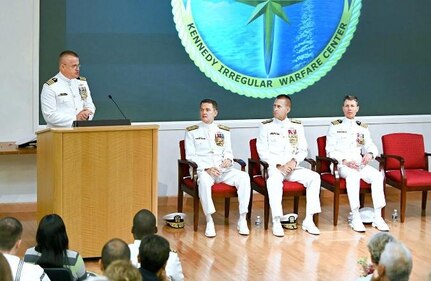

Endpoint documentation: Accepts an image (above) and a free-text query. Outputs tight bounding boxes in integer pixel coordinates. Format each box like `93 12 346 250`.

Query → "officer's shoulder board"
186 125 198 131
262 119 273 124
76 76 87 81
290 119 302 124
356 120 368 128
331 119 343 125
218 124 230 131
45 77 58 86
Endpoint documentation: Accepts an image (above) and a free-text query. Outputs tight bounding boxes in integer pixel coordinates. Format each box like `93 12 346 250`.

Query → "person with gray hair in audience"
371 241 413 281
356 232 396 281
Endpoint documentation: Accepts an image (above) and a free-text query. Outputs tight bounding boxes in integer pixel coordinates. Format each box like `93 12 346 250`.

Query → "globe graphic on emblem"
192 0 344 78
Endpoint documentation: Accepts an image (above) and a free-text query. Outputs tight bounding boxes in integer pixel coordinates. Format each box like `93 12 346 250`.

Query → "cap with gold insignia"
280 213 298 230
163 213 186 229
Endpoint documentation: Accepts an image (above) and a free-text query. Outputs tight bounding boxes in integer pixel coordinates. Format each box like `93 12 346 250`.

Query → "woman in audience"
0 252 13 281
23 213 87 281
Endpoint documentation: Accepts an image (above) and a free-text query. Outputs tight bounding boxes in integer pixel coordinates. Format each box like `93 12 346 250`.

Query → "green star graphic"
236 0 303 75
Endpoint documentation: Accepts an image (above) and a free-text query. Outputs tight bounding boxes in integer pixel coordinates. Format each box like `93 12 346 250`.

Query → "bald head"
101 238 131 270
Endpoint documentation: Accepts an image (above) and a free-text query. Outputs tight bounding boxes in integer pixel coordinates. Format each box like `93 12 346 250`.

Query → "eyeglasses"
63 64 81 69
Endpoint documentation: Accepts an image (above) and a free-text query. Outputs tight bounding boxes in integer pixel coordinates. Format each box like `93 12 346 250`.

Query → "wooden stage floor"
6 188 431 281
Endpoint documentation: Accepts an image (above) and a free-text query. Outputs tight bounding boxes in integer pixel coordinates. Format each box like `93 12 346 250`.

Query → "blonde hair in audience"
105 259 142 281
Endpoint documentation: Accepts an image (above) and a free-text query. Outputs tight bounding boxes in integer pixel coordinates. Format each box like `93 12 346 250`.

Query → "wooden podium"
36 125 158 258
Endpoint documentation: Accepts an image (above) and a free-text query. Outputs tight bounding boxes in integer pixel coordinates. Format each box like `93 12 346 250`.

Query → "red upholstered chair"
315 136 384 226
248 138 318 230
177 140 250 231
381 133 431 222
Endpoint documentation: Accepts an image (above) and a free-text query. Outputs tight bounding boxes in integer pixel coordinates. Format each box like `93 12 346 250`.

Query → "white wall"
0 0 39 204
0 1 39 141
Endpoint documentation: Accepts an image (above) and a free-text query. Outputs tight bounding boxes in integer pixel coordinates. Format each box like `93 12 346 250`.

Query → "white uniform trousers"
266 167 321 218
197 168 251 216
338 165 386 210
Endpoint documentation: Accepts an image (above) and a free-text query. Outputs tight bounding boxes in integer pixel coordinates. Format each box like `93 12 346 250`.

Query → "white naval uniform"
129 240 184 281
4 253 51 281
326 118 385 210
256 118 321 218
184 122 251 216
41 72 96 128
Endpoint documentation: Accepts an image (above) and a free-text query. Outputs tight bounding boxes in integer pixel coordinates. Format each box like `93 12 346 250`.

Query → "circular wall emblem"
172 0 362 98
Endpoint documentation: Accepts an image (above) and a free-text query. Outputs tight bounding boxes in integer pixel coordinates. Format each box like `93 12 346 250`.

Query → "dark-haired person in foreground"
41 50 96 127
138 234 170 281
23 214 87 281
129 209 184 281
0 217 50 281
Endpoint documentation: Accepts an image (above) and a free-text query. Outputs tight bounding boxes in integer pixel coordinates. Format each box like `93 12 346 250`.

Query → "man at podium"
41 50 96 127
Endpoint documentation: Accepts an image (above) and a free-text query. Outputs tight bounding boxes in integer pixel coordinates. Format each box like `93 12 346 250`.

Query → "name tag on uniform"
195 137 206 140
337 130 347 133
58 93 68 96
270 132 279 135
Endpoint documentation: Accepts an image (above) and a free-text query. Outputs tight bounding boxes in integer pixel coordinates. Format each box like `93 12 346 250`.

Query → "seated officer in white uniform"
0 217 50 281
257 94 321 237
184 99 250 238
326 95 389 232
41 50 96 128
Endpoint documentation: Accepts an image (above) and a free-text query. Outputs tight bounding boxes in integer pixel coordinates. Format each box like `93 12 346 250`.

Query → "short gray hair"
379 241 413 281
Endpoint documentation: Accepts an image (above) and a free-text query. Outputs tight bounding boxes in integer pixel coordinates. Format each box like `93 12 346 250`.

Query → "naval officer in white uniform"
41 50 96 128
326 95 389 232
257 94 321 237
184 99 250 238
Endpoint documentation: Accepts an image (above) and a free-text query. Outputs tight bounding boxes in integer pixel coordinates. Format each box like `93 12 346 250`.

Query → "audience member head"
377 241 413 281
101 238 131 271
0 217 23 254
35 213 69 267
138 234 170 275
131 209 157 240
367 232 396 265
0 252 13 281
105 259 142 281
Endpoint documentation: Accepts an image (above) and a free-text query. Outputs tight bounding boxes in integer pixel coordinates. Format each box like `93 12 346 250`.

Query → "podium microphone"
108 94 128 120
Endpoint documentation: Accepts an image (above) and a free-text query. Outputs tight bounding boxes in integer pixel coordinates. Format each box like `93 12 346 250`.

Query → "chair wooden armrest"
380 154 406 181
233 158 246 171
316 155 339 177
304 158 316 171
380 153 404 164
178 159 198 181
